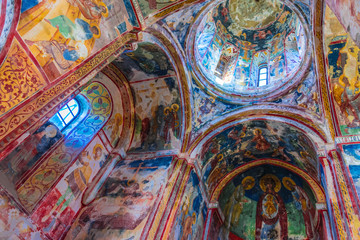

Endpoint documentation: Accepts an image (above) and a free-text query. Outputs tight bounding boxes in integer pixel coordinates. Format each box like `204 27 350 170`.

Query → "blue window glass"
258 66 268 87
49 99 80 131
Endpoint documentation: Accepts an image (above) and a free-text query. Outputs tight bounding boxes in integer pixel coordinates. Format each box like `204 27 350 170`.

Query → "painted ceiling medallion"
188 0 311 103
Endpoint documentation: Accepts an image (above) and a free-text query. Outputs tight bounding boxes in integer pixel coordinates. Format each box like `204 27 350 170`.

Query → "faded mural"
30 135 108 239
199 120 318 195
113 42 182 152
170 170 207 240
17 81 112 211
18 0 138 81
65 157 172 239
162 2 207 47
100 72 125 148
324 6 360 135
0 121 63 185
0 188 42 239
218 165 317 240
326 0 360 47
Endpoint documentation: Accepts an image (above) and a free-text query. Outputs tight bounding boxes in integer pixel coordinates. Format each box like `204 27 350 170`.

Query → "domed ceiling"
189 0 309 102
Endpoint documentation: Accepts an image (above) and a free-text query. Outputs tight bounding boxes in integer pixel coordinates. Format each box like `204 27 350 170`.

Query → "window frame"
258 65 269 87
50 98 81 131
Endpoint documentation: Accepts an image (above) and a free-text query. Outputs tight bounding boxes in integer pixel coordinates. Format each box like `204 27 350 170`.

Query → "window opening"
258 66 268 87
49 99 80 131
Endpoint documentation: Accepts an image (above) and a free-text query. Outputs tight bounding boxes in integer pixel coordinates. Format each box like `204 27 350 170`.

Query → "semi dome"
188 0 310 102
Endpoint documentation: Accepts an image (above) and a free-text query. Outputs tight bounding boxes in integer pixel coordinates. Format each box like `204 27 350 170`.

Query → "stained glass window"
49 99 80 131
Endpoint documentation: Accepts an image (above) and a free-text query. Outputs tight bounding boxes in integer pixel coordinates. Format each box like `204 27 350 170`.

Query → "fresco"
17 0 138 81
0 121 63 184
17 81 112 211
199 120 318 195
192 83 238 132
170 170 207 240
208 211 222 240
65 157 172 240
0 188 42 239
114 43 182 152
99 72 125 148
340 144 360 202
30 136 108 239
326 0 360 47
137 0 184 19
193 0 306 96
0 39 47 117
113 42 176 82
218 165 317 240
324 6 360 135
162 2 207 48
274 64 321 117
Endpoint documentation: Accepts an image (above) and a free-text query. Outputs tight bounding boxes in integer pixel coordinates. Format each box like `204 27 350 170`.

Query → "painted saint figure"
283 177 315 239
224 176 255 229
252 129 271 152
256 174 287 240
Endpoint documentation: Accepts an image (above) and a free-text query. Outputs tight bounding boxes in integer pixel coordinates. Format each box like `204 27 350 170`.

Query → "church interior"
1 0 360 239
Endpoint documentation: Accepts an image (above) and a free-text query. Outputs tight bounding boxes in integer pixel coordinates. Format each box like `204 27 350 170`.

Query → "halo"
98 2 109 18
259 174 281 193
164 107 171 115
93 144 103 154
209 97 215 103
45 125 58 138
253 128 262 135
171 103 179 112
192 212 197 224
282 177 296 191
241 176 255 190
90 24 101 38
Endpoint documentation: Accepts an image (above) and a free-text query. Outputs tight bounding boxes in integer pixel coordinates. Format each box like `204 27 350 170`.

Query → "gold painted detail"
210 159 325 203
314 0 335 139
0 40 47 117
0 33 138 148
331 151 360 238
322 158 347 240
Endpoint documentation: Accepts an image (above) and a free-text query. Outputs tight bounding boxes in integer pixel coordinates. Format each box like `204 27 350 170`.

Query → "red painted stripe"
0 0 8 34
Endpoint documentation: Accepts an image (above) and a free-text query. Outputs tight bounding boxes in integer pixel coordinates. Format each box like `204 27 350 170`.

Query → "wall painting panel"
65 157 173 240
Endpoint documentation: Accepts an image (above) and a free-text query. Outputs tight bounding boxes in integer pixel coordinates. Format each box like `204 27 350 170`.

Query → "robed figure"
255 174 288 240
283 177 315 239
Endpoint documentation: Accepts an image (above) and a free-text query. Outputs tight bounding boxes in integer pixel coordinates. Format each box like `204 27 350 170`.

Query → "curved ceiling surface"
197 120 319 195
190 0 308 102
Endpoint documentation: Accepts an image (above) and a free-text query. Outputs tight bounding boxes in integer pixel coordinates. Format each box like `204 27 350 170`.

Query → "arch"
15 81 113 211
211 159 325 203
143 26 193 152
188 106 329 157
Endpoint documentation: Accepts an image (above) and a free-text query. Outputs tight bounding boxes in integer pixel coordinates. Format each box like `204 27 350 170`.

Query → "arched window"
258 66 268 87
49 98 80 131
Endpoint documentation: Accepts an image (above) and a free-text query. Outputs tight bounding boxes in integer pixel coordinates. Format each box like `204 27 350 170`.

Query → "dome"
188 0 310 102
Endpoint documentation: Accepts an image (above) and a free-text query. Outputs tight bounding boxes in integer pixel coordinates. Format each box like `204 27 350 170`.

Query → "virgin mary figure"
255 174 288 240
